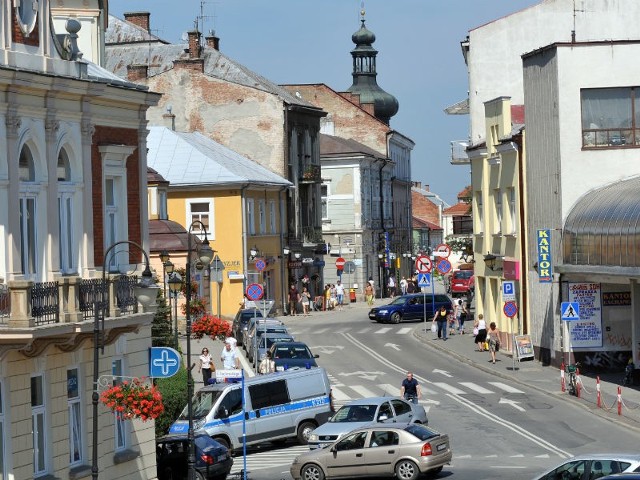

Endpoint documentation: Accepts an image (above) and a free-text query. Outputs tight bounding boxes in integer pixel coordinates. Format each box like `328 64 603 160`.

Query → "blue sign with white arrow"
417 273 431 288
149 347 181 378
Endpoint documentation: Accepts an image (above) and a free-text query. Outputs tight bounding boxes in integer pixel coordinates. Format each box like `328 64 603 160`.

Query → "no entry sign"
335 257 346 270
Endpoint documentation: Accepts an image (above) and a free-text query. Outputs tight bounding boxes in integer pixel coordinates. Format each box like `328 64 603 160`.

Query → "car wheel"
297 421 316 444
301 463 325 480
395 459 420 480
213 436 231 450
194 472 205 480
390 312 401 324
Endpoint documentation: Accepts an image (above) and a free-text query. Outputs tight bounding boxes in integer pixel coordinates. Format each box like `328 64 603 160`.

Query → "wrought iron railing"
302 225 323 244
31 281 59 326
300 164 321 183
116 275 138 314
79 279 108 320
0 284 9 322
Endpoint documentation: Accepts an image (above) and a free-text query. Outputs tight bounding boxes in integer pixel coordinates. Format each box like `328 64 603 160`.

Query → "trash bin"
349 288 356 303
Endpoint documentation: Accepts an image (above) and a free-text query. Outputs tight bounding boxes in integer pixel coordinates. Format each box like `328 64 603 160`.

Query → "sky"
109 0 539 205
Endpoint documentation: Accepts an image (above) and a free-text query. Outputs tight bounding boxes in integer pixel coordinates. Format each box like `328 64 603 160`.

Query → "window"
158 190 167 220
494 190 502 234
67 368 83 465
258 200 266 234
269 201 277 234
246 199 255 235
31 374 47 476
581 87 640 148
58 150 74 274
475 192 483 234
19 146 37 276
111 359 127 450
187 200 213 240
508 187 516 234
248 380 289 410
321 185 328 220
104 177 119 271
391 399 412 416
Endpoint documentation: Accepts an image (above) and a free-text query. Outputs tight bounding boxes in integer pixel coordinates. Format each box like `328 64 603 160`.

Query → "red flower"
191 314 232 341
100 377 164 422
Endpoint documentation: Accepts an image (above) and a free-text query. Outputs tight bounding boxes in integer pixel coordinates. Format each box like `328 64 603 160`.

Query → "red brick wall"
123 12 150 33
12 11 39 47
173 59 204 73
127 65 148 81
92 126 142 266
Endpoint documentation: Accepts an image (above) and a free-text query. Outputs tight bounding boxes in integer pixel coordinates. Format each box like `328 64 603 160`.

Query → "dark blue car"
368 293 452 323
156 433 233 480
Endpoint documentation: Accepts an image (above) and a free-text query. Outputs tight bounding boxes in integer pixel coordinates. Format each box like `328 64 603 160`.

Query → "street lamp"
168 272 183 348
159 249 171 300
185 221 214 480
92 241 157 480
483 252 504 271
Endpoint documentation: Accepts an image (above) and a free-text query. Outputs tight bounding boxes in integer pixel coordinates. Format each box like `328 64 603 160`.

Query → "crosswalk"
288 326 418 336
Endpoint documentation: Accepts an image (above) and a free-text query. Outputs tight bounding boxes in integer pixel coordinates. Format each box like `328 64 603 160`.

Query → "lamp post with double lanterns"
92 241 158 480
168 272 183 348
185 221 214 480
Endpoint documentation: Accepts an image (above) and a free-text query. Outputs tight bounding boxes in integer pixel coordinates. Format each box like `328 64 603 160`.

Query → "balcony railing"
302 225 324 244
0 284 9 323
300 165 321 183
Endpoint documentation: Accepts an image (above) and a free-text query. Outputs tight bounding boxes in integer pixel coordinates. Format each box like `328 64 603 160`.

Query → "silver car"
531 454 640 479
291 423 451 480
241 318 283 352
307 396 428 450
248 331 293 364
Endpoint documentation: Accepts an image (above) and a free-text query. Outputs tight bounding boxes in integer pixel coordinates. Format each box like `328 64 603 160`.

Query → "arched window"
19 145 37 275
58 148 74 273
19 147 35 181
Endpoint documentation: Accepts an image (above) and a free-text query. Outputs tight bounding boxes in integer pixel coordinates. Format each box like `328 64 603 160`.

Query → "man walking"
335 280 345 310
400 371 422 404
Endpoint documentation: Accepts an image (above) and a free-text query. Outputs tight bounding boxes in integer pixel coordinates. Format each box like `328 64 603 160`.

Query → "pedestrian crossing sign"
417 273 431 288
561 302 580 321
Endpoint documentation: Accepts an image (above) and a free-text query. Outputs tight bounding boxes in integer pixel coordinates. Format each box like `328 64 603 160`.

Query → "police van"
168 367 333 450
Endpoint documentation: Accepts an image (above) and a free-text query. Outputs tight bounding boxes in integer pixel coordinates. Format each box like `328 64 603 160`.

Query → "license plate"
436 443 447 452
217 454 227 462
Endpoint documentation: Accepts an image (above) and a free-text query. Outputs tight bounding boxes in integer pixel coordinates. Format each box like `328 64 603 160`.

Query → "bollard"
618 386 622 416
576 365 581 398
561 362 566 392
596 376 601 408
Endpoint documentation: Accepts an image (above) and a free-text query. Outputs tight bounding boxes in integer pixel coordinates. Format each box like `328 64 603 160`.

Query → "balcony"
302 225 324 245
0 275 153 357
300 164 322 183
450 140 469 165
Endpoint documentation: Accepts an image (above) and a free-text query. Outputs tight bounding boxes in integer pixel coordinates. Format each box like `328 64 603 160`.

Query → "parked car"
242 318 284 352
531 454 640 480
268 341 319 370
308 396 428 450
292 423 451 480
449 269 475 297
600 475 640 480
368 293 452 324
248 330 293 364
156 433 233 480
231 308 263 346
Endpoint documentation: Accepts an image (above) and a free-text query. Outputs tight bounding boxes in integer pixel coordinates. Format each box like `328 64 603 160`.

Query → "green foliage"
155 365 188 436
152 290 173 347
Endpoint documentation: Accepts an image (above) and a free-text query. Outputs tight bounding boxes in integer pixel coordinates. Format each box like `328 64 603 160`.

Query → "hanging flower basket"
191 314 232 341
100 378 164 421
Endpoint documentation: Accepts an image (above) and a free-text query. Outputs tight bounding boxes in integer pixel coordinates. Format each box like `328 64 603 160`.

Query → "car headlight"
309 434 318 442
379 309 388 314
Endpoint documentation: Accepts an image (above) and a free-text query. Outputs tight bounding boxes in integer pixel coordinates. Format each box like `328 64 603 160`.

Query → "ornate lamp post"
168 272 183 348
92 241 157 480
185 221 214 480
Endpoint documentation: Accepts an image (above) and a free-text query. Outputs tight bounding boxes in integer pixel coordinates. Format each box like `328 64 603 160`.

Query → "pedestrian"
474 313 488 352
387 276 396 297
301 286 311 316
364 282 374 306
259 351 276 374
407 278 416 294
459 301 469 334
400 276 408 295
400 371 422 404
433 305 449 341
488 321 501 364
450 299 463 336
288 283 300 316
198 348 214 385
324 284 331 310
335 280 345 310
220 339 240 382
330 284 338 310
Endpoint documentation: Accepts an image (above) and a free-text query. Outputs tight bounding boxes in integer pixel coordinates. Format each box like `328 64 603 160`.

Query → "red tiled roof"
412 217 443 230
443 202 471 216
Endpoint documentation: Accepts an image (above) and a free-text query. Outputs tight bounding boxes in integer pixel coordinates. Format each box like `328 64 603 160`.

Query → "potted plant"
191 314 232 341
100 378 164 421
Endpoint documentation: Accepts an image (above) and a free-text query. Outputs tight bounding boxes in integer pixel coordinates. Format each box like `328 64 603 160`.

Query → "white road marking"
375 327 393 334
378 384 401 396
351 385 379 398
330 387 350 402
489 382 525 393
459 382 494 394
430 382 466 395
397 327 412 334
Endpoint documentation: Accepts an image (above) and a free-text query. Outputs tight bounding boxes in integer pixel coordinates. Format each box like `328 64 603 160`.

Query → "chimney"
187 30 201 58
124 12 150 33
127 64 148 81
163 106 176 131
205 34 220 51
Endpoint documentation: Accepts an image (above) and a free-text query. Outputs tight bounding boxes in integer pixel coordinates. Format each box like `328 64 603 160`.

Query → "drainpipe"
279 186 289 314
379 160 387 297
240 184 249 295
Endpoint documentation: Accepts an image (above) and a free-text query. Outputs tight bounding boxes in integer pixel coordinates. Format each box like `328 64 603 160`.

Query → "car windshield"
404 423 439 440
454 271 473 279
179 390 223 421
330 405 377 423
254 327 288 338
272 345 312 359
260 336 292 348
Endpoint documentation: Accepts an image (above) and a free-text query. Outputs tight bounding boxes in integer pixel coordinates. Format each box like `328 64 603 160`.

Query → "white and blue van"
169 367 333 450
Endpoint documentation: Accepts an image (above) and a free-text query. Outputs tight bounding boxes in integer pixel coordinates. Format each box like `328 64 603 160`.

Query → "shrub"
155 365 188 436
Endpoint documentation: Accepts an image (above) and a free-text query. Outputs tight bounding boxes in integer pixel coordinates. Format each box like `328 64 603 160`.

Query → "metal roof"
563 176 640 267
146 126 291 188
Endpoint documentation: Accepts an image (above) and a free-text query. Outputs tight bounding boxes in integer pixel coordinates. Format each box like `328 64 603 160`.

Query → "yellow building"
468 97 527 352
147 127 292 319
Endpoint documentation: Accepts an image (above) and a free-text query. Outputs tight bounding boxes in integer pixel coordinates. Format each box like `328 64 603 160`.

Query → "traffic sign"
561 302 580 321
343 261 356 274
436 258 452 275
415 255 432 273
503 301 518 318
246 283 264 301
149 347 181 378
335 257 346 270
502 281 516 301
433 243 452 258
211 254 225 272
417 273 431 288
254 258 266 272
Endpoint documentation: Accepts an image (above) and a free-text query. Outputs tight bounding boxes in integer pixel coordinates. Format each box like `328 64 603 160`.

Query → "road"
227 294 640 480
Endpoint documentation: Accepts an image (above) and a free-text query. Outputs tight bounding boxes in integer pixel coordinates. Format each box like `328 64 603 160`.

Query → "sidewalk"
414 324 640 431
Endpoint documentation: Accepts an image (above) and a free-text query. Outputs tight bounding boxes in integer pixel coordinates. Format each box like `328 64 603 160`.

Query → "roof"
320 134 386 159
457 186 472 200
412 217 442 231
443 202 471 216
146 126 291 188
105 16 318 110
149 219 194 253
444 98 469 115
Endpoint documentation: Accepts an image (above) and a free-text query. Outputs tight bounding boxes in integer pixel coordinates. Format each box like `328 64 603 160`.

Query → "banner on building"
537 229 552 283
568 283 602 348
